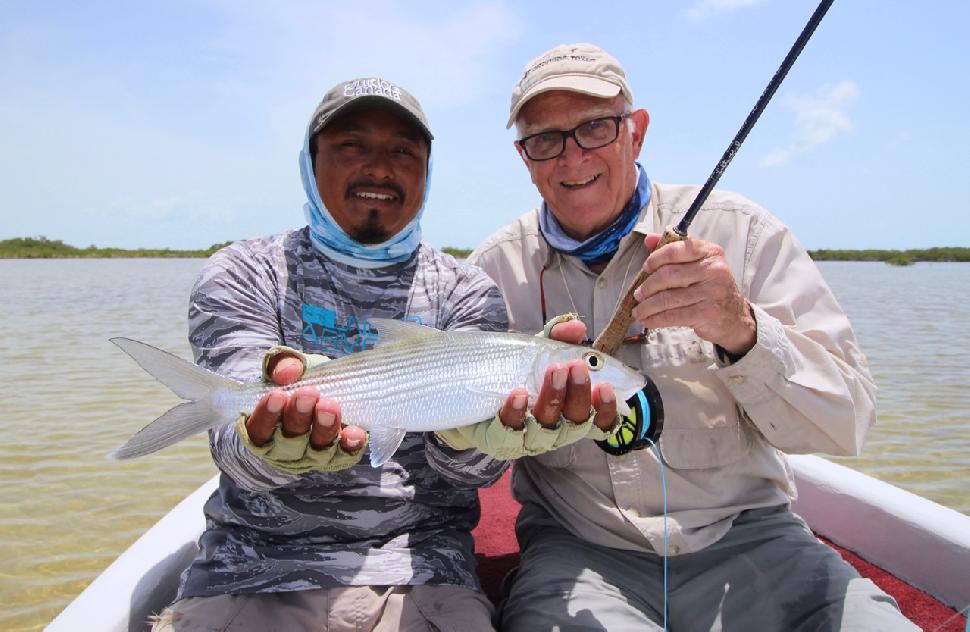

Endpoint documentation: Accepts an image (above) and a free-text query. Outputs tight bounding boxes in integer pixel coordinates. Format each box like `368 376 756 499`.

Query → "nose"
559 135 586 165
363 149 395 179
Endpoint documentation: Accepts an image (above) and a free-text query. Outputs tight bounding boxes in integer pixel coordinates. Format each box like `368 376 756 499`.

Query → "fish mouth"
592 364 646 403
613 366 648 397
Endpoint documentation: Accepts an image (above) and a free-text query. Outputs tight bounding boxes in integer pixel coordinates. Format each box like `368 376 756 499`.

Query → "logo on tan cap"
508 43 633 129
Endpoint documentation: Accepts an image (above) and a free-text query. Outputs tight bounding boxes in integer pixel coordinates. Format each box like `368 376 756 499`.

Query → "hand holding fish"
496 319 617 431
632 233 757 357
246 353 366 454
436 318 623 460
232 352 370 473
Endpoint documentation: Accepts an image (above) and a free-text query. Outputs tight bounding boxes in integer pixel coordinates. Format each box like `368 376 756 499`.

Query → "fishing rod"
592 0 836 355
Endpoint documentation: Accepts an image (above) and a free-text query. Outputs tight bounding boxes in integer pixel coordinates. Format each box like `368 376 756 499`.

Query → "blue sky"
2 0 968 250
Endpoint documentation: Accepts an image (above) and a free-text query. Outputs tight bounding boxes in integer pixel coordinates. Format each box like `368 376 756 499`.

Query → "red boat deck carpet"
472 470 967 631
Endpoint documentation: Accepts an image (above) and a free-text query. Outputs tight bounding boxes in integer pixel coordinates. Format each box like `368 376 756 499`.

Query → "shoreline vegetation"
2 237 969 265
0 237 477 260
808 248 970 266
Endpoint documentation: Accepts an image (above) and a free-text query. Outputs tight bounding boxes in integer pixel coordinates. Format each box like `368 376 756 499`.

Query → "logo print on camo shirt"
300 303 422 356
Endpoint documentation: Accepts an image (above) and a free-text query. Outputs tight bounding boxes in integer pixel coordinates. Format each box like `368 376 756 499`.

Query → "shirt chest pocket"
641 328 752 470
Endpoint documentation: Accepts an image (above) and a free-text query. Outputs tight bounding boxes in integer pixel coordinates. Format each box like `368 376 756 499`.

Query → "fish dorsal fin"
368 318 439 347
367 427 408 467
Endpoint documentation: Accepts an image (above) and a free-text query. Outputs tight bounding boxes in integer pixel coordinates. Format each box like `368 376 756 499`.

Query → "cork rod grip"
591 228 686 355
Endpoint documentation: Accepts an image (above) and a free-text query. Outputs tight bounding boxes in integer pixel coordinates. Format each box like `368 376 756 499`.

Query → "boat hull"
46 457 970 631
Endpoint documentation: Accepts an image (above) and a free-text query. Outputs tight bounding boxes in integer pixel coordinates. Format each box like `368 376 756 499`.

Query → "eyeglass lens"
521 116 622 161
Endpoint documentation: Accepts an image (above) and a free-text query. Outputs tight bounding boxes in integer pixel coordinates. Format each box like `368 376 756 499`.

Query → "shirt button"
729 375 746 384
597 278 607 289
668 544 681 555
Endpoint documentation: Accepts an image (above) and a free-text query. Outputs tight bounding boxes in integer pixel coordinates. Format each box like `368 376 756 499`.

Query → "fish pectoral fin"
368 318 438 347
367 427 408 467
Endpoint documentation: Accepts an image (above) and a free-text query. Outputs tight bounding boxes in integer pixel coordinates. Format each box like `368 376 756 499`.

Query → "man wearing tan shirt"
470 43 917 630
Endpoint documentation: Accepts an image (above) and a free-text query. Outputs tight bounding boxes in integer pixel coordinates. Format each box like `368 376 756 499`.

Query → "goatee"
351 209 391 244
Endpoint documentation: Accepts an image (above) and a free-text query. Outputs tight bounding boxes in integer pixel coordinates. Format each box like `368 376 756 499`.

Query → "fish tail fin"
110 337 233 401
108 337 243 460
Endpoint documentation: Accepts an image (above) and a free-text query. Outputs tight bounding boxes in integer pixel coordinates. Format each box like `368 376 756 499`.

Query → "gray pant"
500 505 918 631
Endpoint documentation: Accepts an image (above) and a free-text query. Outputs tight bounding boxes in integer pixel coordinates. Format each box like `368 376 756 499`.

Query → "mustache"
345 179 405 202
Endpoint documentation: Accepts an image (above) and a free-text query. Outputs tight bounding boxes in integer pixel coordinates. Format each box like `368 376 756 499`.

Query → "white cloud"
687 0 769 21
760 80 860 167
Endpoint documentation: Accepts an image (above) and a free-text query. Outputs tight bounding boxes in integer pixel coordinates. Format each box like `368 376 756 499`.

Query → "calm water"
0 259 967 630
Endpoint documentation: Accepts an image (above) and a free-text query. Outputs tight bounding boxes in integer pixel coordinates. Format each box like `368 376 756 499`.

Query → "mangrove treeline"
807 247 970 266
0 237 233 259
0 237 473 260
1 237 966 265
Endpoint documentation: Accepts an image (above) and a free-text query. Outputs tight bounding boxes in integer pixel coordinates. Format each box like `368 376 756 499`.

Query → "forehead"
517 91 626 134
320 106 427 144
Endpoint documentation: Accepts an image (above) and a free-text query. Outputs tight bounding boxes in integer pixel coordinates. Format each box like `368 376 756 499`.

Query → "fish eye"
583 351 604 371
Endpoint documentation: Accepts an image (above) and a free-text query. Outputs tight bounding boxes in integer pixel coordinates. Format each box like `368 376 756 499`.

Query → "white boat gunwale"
45 456 970 631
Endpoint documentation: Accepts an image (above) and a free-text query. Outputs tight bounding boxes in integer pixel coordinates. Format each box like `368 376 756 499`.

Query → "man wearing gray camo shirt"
152 78 617 631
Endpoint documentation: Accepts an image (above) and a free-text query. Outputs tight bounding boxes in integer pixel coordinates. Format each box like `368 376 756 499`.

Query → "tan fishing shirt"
468 183 876 556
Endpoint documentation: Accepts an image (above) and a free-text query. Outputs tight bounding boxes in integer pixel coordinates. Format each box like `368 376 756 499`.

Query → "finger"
269 355 304 386
280 387 318 437
634 301 707 331
632 284 706 324
533 363 568 427
640 244 735 301
643 233 662 252
246 390 287 446
548 319 587 344
644 237 714 274
634 261 704 303
498 387 529 430
561 360 592 424
591 383 618 431
338 425 367 454
308 398 341 450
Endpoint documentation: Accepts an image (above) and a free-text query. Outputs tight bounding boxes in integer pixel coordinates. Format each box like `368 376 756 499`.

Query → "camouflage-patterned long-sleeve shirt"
176 228 510 599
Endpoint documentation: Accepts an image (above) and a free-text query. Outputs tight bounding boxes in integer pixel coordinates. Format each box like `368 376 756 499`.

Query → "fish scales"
108 320 646 463
294 331 539 431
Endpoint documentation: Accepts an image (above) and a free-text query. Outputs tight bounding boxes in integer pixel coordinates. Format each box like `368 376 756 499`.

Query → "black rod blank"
674 0 836 236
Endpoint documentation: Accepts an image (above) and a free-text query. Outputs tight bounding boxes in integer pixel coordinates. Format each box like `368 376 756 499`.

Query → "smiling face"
313 106 430 244
516 91 649 241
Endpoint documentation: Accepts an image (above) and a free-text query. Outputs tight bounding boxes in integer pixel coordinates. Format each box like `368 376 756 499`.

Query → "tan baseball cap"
507 43 633 129
309 77 433 142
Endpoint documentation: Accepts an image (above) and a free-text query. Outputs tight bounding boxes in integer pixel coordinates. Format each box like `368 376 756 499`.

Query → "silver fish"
110 318 646 466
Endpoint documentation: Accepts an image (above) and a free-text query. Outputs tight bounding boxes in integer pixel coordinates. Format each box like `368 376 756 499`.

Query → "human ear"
630 109 650 155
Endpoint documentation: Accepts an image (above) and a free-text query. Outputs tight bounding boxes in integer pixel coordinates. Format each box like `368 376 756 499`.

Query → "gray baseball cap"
507 43 634 128
309 77 433 142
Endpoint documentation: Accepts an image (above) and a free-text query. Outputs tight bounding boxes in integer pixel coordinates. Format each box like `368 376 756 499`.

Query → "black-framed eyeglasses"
518 114 629 161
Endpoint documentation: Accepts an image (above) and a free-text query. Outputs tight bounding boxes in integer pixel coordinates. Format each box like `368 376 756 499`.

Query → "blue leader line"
647 439 668 631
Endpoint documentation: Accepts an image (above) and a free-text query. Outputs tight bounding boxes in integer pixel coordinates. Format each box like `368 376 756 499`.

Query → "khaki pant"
151 584 495 632
502 505 919 631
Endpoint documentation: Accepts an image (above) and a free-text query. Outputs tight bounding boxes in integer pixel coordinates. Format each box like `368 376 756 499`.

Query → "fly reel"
596 378 664 455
